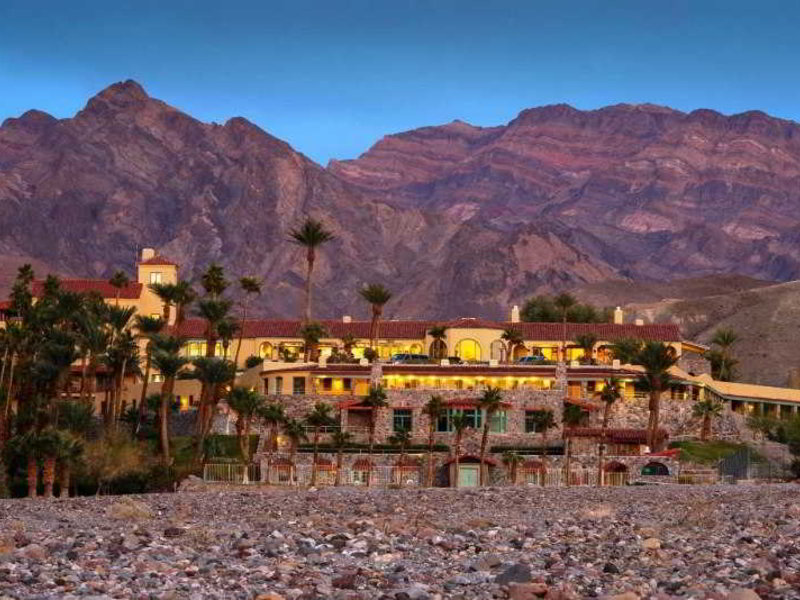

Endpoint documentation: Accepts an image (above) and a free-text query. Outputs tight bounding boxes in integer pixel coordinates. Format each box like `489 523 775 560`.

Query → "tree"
450 413 470 489
562 403 585 486
306 402 335 486
502 451 523 485
633 342 678 451
227 387 265 465
423 395 444 486
708 328 739 381
200 263 229 298
217 318 239 361
258 402 285 485
340 333 357 358
388 427 412 486
531 409 556 485
554 293 577 362
359 284 392 350
108 271 130 306
331 430 353 486
150 337 188 464
608 337 643 365
521 295 610 323
362 385 388 487
501 328 524 364
427 326 448 360
597 379 622 487
477 387 503 485
186 357 236 462
298 322 327 362
289 218 335 323
134 315 164 433
197 298 233 359
171 281 196 328
57 433 83 498
573 333 599 365
149 282 177 324
693 399 723 441
282 418 307 484
37 428 63 498
233 276 261 368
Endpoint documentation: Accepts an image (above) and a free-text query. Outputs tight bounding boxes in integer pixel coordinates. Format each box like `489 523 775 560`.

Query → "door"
458 464 480 487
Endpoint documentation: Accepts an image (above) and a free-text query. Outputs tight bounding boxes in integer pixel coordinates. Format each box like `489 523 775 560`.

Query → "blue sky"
1 0 799 164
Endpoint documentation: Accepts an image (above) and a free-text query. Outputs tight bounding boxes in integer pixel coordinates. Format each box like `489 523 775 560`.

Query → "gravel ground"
1 484 799 600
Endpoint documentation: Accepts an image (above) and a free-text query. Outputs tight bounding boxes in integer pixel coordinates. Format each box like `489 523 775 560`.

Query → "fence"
203 462 261 484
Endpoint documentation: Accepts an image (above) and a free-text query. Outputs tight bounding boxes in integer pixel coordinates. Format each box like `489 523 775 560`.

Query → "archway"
641 461 670 476
603 461 629 486
455 339 482 362
259 342 273 359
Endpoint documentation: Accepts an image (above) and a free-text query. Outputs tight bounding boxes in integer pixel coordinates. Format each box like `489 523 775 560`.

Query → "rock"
509 582 549 599
163 527 185 538
495 563 532 585
603 562 620 574
726 590 761 600
21 543 46 560
254 594 285 600
606 593 639 600
641 537 661 550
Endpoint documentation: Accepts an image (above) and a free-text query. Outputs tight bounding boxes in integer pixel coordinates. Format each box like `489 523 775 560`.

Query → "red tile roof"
0 300 10 311
139 254 178 266
31 279 143 300
175 318 681 343
564 427 668 444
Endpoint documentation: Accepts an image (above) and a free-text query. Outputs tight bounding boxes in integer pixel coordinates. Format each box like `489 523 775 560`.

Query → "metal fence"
203 462 261 484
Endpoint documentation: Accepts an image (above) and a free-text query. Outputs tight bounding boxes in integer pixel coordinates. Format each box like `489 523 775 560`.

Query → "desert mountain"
2 81 800 325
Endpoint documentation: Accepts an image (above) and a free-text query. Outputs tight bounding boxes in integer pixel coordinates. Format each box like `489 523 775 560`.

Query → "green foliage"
244 355 262 369
289 218 336 249
528 409 556 432
668 440 755 465
359 283 392 308
521 295 611 323
608 337 644 364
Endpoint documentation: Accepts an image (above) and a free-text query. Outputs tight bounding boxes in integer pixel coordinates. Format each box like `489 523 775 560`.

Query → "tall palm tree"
427 326 448 360
149 282 178 324
340 333 357 358
134 315 164 432
289 218 335 323
693 399 723 441
217 318 238 360
533 410 556 486
709 328 739 381
298 321 327 362
151 340 188 464
188 357 236 461
359 284 392 350
501 327 524 363
171 280 196 328
331 429 353 486
388 427 412 486
258 402 285 485
451 413 470 489
597 378 622 487
554 292 577 362
200 263 229 298
634 342 678 451
423 395 444 486
477 387 503 485
37 428 63 498
573 333 599 365
362 385 388 487
306 402 335 486
608 337 643 365
233 276 261 368
282 418 307 484
108 271 130 306
502 450 523 486
227 387 265 464
197 298 233 358
562 403 585 486
57 433 83 499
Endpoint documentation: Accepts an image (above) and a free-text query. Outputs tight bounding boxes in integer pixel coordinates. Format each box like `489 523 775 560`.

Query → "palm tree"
477 387 503 485
200 263 229 298
298 321 327 362
134 315 164 432
37 428 63 498
233 276 261 368
423 395 444 486
709 328 739 381
217 318 239 361
258 402 286 485
171 280 196 328
597 378 622 487
427 326 448 360
197 298 233 358
562 403 585 486
388 427 412 486
151 341 188 464
362 385 388 487
108 271 130 306
227 387 265 464
450 413 470 489
188 357 236 461
289 218 335 323
282 418 307 484
502 451 523 486
331 430 353 486
532 410 556 485
574 333 599 365
554 292 577 362
634 342 678 451
57 434 83 499
608 337 643 365
359 284 392 350
306 402 335 486
75 313 110 405
501 328 524 363
340 333 357 358
693 399 723 441
149 282 178 324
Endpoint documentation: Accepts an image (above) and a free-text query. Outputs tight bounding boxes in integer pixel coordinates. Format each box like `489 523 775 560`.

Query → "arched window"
641 461 670 476
409 343 423 354
259 342 273 359
455 339 482 362
490 340 505 361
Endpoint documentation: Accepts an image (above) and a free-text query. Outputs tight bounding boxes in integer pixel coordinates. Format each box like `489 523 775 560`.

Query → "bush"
245 355 262 369
81 431 153 495
790 458 800 480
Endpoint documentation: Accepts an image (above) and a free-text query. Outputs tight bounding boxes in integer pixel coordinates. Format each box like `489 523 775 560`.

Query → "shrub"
245 355 262 369
81 432 152 495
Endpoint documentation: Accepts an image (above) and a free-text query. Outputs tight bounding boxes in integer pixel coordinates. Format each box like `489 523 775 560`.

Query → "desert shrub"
245 355 262 369
80 431 153 495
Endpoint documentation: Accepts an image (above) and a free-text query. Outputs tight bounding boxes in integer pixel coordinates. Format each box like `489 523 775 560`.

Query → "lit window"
150 373 164 383
149 272 162 284
150 313 161 319
259 342 273 359
455 339 482 362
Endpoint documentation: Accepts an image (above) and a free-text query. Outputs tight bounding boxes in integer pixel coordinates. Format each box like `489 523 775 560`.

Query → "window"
274 376 283 395
322 378 333 391
455 339 481 362
292 377 306 395
489 410 507 433
150 313 161 319
393 409 412 433
149 272 162 284
343 378 352 391
525 410 551 433
436 408 482 432
150 373 164 383
187 341 206 357
259 342 273 359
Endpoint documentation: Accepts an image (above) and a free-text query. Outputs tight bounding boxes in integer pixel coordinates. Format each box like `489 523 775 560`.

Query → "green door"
458 465 480 487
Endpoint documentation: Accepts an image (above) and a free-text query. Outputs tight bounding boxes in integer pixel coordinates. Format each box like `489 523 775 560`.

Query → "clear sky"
1 0 799 164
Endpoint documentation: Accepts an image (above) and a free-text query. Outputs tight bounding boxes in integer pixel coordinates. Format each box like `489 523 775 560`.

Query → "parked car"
390 353 430 364
517 355 545 364
446 356 463 364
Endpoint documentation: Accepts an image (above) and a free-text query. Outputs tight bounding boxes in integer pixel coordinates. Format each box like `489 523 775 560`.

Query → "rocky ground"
1 484 799 600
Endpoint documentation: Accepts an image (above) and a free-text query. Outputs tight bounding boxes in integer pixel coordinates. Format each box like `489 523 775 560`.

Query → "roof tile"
32 279 143 300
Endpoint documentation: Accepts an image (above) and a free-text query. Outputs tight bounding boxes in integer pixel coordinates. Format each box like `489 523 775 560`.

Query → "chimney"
141 248 155 261
634 318 644 326
510 305 520 323
613 306 623 325
342 315 352 323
